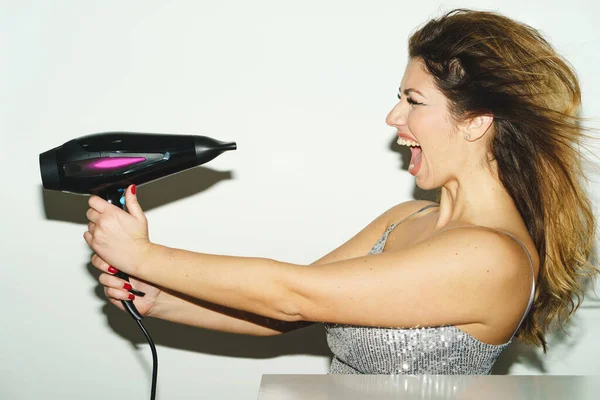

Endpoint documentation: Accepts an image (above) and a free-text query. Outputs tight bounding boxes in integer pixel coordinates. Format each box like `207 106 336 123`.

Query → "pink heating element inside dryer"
90 157 146 169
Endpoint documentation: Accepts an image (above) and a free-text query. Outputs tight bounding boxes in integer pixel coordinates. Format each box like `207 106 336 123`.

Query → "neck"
433 162 517 232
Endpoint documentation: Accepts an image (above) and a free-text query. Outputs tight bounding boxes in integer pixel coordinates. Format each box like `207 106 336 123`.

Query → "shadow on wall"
88 259 330 359
41 166 235 224
492 310 597 375
41 165 332 366
388 135 440 203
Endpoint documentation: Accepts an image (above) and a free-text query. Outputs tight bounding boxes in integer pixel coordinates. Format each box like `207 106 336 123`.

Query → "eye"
397 93 422 106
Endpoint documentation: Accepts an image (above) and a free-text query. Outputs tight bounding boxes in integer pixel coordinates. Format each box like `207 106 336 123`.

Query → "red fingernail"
123 283 132 290
128 294 135 300
131 184 136 195
108 266 118 274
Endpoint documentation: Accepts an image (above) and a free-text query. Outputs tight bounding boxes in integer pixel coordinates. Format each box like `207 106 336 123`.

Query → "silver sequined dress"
324 203 535 375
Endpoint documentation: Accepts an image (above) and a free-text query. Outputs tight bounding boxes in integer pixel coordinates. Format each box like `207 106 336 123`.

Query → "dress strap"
388 203 440 231
493 230 536 341
374 203 440 253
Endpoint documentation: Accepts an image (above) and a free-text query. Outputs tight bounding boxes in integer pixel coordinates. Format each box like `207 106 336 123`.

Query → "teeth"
397 137 420 147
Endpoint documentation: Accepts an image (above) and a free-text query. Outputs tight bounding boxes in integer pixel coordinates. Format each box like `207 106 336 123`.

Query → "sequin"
323 203 534 375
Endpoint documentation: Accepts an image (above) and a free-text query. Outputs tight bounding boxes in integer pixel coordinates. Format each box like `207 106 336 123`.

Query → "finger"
96 263 146 296
91 256 125 280
99 272 135 291
87 222 96 235
104 286 136 301
86 208 101 223
83 231 92 247
88 195 110 213
124 184 146 222
91 253 111 272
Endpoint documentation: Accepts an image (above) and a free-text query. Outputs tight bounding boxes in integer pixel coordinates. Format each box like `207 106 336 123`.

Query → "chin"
415 178 440 192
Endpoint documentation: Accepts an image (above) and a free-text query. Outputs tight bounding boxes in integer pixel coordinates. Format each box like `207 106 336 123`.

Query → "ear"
463 114 494 141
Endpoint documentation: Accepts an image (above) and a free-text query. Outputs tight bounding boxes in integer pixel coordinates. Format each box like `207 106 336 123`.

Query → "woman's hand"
92 253 163 317
83 185 152 275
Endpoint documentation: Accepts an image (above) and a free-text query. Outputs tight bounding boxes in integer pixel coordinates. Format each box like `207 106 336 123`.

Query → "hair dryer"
39 131 236 320
40 131 235 399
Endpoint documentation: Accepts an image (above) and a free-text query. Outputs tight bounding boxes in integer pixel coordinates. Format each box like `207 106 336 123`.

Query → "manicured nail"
108 266 118 274
123 283 132 290
131 184 136 195
128 294 135 300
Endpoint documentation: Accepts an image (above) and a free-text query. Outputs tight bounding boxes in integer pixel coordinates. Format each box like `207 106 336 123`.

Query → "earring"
465 133 471 140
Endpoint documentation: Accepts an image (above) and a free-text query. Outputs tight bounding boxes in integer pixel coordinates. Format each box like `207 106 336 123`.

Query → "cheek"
407 109 448 142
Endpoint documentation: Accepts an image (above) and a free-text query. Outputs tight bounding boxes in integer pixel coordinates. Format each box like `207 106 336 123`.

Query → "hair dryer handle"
106 191 144 321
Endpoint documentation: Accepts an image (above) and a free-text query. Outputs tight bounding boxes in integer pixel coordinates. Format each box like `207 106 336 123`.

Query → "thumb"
124 184 146 221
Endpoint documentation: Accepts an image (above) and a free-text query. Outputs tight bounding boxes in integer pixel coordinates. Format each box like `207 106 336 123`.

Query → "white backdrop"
1 0 600 399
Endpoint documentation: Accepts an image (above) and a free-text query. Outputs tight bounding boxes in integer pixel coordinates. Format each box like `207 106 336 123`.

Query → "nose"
385 101 407 128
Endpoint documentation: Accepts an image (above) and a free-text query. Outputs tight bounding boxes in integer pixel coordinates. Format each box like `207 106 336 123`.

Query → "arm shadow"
87 261 331 359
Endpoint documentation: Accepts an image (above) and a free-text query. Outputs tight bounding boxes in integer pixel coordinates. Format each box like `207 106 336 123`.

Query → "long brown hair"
408 8 599 351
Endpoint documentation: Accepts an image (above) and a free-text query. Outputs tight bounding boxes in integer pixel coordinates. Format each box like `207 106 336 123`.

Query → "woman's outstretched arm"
88 186 485 329
89 187 428 334
147 288 312 336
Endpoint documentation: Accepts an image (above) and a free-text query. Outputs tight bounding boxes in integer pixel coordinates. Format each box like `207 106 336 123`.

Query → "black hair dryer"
39 131 236 320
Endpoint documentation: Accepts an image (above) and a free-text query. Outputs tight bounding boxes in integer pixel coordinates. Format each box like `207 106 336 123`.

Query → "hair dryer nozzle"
194 136 237 165
39 149 60 191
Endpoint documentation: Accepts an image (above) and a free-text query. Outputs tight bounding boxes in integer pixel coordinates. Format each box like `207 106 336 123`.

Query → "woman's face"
386 58 465 189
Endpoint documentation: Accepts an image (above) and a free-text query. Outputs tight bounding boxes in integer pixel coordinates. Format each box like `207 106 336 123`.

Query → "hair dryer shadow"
41 166 234 223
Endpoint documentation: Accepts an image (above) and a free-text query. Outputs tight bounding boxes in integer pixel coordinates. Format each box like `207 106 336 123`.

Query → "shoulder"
425 225 535 328
428 225 531 285
406 225 531 314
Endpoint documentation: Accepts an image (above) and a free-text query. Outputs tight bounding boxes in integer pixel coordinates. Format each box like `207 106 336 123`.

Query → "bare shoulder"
431 226 535 327
443 225 536 280
431 225 530 272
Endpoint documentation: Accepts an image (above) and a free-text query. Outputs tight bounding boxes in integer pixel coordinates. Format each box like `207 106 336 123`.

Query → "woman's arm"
143 201 425 335
131 212 524 330
148 288 312 336
87 188 460 329
133 202 422 320
105 197 428 335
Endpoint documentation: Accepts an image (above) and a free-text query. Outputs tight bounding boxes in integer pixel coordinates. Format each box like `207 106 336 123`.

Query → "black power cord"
136 319 158 400
109 194 159 399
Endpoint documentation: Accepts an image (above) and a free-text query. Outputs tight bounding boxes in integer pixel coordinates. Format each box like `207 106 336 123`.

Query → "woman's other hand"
92 253 162 317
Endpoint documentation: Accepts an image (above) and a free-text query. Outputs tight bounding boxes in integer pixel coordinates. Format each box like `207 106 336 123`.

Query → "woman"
84 9 598 374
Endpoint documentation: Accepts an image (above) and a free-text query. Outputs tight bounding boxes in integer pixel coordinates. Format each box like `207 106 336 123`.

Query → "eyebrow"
399 87 425 97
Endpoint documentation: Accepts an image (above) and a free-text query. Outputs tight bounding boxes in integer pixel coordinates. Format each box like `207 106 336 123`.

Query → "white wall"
2 0 599 398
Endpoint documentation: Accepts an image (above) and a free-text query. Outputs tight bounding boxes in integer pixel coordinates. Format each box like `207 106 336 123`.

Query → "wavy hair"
408 8 599 350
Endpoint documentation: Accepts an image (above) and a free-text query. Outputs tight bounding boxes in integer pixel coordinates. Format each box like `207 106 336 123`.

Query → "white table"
257 374 600 399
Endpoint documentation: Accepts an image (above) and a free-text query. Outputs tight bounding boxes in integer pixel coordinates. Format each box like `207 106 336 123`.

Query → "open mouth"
396 137 422 173
409 146 423 172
